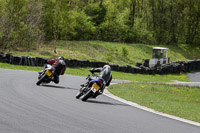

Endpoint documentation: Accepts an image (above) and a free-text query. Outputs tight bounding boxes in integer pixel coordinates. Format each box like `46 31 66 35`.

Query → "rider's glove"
44 60 48 64
89 68 94 74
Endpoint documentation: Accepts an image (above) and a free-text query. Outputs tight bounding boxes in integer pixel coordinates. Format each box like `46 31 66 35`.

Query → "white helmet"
103 65 111 70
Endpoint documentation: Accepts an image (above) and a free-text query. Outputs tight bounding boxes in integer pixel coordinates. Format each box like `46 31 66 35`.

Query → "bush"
0 0 43 50
67 10 96 40
122 47 129 58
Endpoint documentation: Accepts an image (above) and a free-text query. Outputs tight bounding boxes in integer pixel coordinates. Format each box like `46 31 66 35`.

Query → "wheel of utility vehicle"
81 90 93 101
36 74 46 86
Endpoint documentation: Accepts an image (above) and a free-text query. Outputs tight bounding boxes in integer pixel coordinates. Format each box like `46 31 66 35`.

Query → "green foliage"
105 51 112 62
121 46 129 58
42 0 95 41
85 3 106 26
1 0 200 50
0 0 43 50
68 10 96 40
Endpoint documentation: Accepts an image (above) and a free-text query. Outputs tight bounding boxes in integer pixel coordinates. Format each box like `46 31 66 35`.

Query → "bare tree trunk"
129 0 136 27
150 0 156 32
170 0 177 43
100 0 103 6
84 0 88 5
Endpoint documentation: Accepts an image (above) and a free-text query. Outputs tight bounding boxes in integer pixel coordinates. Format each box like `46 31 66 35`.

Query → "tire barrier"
0 52 200 74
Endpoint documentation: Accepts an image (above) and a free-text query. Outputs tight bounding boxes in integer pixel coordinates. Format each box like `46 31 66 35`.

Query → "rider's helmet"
58 56 64 60
103 65 111 70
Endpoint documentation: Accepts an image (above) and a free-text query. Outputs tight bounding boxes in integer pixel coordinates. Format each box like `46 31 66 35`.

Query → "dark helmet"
58 56 64 60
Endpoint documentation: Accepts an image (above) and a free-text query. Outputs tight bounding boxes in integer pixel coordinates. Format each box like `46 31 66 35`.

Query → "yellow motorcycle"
36 64 55 86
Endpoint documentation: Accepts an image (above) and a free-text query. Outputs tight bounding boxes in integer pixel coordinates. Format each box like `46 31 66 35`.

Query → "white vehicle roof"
153 47 168 50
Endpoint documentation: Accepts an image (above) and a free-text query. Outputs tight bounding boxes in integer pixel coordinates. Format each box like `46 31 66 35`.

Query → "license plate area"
45 70 52 77
91 83 100 93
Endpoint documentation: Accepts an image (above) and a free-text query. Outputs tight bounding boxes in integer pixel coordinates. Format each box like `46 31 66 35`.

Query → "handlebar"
86 72 99 81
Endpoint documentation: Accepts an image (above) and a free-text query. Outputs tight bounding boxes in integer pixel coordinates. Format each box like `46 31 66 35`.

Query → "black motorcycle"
36 64 55 86
76 73 105 101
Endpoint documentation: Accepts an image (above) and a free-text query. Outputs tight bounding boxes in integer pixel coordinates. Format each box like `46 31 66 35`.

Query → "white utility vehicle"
142 47 170 67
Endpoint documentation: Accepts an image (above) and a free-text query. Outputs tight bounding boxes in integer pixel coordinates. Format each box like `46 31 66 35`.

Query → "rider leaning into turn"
40 56 66 84
89 65 112 94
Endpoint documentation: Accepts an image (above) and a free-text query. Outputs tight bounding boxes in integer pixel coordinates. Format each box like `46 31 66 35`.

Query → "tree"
1 0 200 50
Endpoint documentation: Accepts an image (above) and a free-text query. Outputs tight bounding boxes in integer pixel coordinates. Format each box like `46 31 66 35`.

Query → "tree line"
0 0 200 50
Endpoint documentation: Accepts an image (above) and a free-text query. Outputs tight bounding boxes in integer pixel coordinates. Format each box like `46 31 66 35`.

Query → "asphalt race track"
0 69 199 133
187 72 200 82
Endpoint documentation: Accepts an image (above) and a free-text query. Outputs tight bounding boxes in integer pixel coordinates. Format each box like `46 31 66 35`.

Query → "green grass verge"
0 62 190 82
0 62 43 71
108 83 200 123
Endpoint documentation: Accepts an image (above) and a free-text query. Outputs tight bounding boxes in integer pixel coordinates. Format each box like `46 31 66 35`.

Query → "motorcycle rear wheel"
76 91 82 99
36 74 47 86
82 90 93 101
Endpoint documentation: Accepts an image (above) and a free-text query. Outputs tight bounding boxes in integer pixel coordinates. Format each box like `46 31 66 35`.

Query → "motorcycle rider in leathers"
88 65 112 95
39 56 66 84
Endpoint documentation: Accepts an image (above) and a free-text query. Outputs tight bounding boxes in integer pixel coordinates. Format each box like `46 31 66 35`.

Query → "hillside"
5 41 200 67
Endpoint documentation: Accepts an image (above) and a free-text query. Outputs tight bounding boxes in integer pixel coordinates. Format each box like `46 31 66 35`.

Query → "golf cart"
142 47 170 67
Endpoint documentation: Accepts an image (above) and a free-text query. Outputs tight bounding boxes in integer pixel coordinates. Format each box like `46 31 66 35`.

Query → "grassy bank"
108 83 200 123
4 41 200 67
0 62 190 82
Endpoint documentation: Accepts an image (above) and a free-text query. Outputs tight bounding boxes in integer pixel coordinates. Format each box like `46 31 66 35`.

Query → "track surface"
187 72 200 82
168 72 200 87
0 69 199 133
